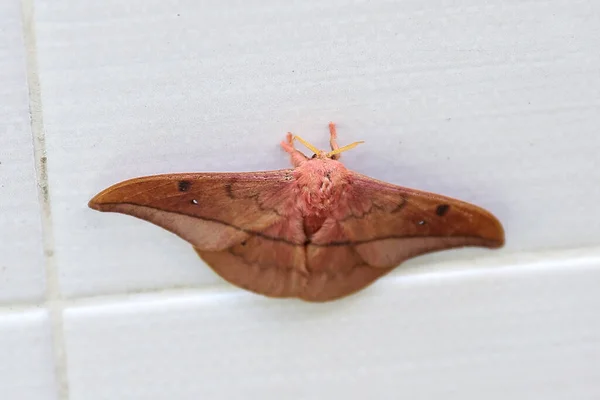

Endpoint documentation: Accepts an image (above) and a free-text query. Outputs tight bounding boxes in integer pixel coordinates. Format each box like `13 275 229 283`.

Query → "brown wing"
89 170 306 248
298 173 505 301
89 170 317 299
196 237 394 302
309 172 505 265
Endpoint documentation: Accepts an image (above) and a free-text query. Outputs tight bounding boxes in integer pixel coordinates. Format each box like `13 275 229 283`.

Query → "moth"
89 123 504 301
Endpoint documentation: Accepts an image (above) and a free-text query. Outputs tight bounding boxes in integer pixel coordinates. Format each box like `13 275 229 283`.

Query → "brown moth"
89 123 504 301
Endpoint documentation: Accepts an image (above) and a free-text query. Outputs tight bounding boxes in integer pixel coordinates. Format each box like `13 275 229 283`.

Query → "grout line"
0 244 599 314
20 2 70 400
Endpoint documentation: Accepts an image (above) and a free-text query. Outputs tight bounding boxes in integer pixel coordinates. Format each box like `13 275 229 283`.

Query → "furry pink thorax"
292 157 351 217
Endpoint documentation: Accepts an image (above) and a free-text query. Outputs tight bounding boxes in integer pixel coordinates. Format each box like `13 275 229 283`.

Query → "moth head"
293 135 364 160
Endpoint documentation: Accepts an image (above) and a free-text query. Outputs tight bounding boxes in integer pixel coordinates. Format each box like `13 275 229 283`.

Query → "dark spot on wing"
178 180 191 192
436 204 450 216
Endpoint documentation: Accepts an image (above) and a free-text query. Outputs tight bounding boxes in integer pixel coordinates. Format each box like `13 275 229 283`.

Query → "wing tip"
88 188 102 208
88 190 118 212
493 214 506 244
481 216 506 249
483 215 505 249
88 179 136 211
88 196 103 211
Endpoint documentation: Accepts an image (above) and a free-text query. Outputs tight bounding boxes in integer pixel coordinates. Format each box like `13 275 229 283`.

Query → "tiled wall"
2 0 600 399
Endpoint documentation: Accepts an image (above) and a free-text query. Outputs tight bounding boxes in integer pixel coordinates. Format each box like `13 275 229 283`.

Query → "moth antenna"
326 140 365 157
293 135 321 155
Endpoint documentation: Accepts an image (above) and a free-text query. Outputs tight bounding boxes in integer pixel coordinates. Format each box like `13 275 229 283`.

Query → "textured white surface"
0 310 57 400
64 255 600 400
0 0 45 303
0 0 599 399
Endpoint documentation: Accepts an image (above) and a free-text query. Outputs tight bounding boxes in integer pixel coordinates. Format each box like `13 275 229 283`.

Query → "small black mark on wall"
178 180 191 192
436 204 450 216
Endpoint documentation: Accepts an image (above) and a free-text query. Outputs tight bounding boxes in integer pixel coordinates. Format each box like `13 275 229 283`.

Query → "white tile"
0 0 45 303
0 309 58 400
34 0 600 297
63 255 600 400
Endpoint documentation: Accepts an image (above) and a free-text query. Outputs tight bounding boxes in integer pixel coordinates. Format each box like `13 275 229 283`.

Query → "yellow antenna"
293 134 365 158
292 135 320 155
326 141 365 157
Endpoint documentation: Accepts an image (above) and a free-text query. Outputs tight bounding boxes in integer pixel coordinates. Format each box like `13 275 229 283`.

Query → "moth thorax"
295 159 348 213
